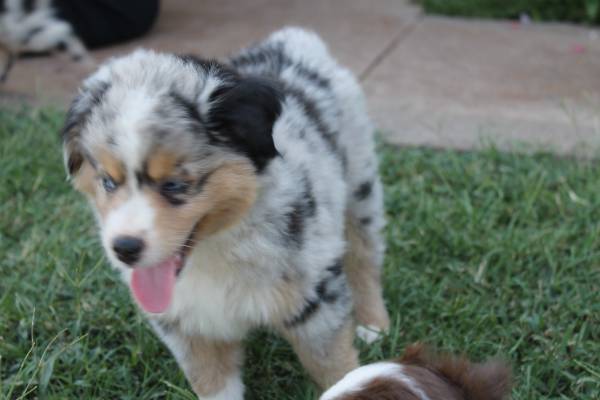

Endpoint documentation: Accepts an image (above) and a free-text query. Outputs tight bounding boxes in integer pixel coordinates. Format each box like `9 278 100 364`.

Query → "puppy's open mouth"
130 222 201 314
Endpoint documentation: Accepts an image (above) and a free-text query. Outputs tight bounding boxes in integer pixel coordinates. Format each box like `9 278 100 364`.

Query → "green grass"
1 108 599 399
419 0 600 25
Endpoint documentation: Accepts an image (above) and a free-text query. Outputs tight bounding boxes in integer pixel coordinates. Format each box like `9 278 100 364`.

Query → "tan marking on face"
147 160 258 259
194 161 258 238
73 158 130 221
74 147 129 220
71 159 96 195
70 154 128 218
97 148 125 183
70 151 129 219
147 149 179 182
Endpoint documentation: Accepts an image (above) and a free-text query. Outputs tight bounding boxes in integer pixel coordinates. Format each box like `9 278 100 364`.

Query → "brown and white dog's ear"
62 81 110 177
401 343 512 400
205 76 282 172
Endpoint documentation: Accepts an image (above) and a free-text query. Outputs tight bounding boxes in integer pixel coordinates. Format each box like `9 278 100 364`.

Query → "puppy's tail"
400 343 512 400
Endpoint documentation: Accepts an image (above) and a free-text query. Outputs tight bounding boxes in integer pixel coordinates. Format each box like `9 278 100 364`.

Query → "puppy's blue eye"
160 180 189 195
102 176 118 193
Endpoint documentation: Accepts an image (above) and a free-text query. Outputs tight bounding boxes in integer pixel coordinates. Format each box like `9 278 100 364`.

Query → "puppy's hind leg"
344 197 390 343
280 274 359 390
283 318 359 390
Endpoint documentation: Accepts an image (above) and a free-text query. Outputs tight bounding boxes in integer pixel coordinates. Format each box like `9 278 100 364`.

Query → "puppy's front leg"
152 321 244 400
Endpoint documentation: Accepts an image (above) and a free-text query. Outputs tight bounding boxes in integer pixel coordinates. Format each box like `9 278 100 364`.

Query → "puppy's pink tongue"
130 255 181 313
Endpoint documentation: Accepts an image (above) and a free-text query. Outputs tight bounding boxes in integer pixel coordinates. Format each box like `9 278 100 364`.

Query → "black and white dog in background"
0 0 90 81
62 27 389 399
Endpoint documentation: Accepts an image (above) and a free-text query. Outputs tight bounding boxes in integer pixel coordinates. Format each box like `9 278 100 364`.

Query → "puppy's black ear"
62 81 110 176
207 77 282 171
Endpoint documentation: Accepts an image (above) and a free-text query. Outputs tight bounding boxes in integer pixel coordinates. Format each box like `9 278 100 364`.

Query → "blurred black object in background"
54 0 160 48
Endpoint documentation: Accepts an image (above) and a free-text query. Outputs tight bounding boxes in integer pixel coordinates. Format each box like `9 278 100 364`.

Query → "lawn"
1 108 599 399
419 0 600 25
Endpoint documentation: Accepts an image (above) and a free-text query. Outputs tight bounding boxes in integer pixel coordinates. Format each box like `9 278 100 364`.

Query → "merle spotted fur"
62 28 388 399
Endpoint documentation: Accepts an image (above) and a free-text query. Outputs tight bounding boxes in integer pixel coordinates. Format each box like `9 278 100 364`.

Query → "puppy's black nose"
112 236 144 265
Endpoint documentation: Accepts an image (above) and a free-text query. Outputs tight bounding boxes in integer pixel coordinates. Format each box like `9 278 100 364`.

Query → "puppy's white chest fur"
160 231 293 340
170 266 252 340
165 244 252 340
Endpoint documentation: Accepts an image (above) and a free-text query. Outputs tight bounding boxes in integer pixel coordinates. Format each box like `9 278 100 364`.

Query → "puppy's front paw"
195 373 245 400
356 324 385 344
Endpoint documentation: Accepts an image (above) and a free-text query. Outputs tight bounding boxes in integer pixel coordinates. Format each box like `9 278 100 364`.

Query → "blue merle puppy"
62 27 390 399
0 0 90 81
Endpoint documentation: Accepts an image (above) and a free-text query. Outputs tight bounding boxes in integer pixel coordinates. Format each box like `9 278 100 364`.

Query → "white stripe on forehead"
112 88 156 172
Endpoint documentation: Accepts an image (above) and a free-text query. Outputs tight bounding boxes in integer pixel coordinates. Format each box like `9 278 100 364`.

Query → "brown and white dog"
321 344 512 400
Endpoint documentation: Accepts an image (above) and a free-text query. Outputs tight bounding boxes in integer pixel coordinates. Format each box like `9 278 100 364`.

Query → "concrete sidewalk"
1 0 599 155
366 16 600 156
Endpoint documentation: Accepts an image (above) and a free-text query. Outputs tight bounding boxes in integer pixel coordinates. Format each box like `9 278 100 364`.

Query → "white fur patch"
320 362 401 400
113 89 156 171
356 324 384 344
394 365 431 400
320 363 431 400
102 193 155 267
198 74 224 116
